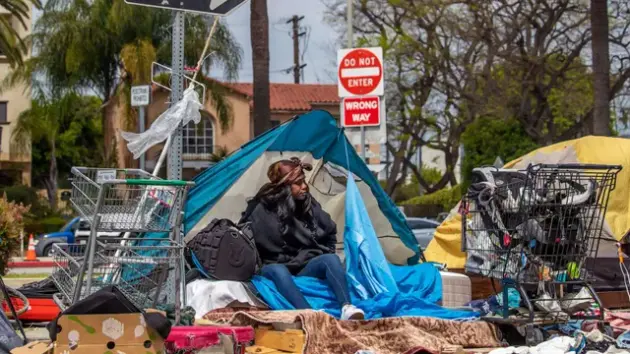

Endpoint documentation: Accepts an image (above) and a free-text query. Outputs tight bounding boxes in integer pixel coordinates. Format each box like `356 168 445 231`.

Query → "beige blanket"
202 309 503 354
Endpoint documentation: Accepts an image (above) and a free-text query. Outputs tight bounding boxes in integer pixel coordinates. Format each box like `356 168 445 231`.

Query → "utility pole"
287 15 306 83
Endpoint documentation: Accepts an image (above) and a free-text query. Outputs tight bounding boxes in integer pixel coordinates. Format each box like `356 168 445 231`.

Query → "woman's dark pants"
260 254 351 309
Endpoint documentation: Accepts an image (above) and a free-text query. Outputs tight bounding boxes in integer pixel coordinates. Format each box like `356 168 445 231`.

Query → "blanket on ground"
201 309 503 354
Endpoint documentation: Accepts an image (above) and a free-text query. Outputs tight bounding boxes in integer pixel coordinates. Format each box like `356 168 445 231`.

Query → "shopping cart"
69 167 190 232
461 164 621 341
52 167 194 312
51 240 181 310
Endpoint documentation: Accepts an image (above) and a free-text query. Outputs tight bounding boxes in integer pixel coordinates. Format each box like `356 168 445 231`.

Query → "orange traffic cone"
24 234 38 261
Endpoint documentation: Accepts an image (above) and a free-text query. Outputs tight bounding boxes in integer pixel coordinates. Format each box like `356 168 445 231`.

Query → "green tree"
0 196 29 274
461 117 540 187
12 92 103 209
4 0 242 159
32 95 104 189
0 0 41 66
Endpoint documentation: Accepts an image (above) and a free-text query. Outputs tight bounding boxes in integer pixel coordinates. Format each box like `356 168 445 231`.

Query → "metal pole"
346 0 366 161
346 0 352 48
139 106 146 171
168 11 185 181
291 15 300 84
168 11 186 323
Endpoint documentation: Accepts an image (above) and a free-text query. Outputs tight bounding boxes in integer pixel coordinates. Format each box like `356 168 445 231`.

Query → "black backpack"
185 219 261 281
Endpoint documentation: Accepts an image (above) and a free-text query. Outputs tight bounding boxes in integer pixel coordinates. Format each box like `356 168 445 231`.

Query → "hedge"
401 185 463 211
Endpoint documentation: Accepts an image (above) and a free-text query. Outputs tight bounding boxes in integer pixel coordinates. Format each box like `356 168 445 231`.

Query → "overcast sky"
213 0 340 84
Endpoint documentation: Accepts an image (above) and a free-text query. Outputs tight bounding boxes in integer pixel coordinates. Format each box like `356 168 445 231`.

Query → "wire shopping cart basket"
461 164 621 333
51 239 182 310
52 167 194 311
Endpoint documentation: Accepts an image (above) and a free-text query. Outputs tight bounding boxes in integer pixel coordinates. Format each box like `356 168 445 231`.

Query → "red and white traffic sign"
342 96 380 127
337 47 384 97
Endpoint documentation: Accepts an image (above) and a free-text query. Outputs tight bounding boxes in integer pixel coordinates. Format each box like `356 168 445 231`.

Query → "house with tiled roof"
105 81 345 179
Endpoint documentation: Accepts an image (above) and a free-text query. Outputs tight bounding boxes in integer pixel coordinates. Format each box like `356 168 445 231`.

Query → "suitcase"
439 271 472 308
165 326 255 354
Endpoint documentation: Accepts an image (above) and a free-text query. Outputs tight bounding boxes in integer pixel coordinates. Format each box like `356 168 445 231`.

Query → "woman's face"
276 162 309 200
291 179 308 200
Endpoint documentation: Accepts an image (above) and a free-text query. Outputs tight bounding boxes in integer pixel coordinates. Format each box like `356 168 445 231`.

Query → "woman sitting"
240 157 365 320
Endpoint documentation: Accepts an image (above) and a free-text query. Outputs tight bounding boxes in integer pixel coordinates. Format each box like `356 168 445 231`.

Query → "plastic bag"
121 86 203 159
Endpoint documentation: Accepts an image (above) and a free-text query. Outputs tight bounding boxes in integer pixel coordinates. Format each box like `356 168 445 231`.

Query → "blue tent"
183 110 421 264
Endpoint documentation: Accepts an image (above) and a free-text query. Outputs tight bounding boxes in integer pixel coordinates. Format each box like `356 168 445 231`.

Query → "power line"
300 26 311 65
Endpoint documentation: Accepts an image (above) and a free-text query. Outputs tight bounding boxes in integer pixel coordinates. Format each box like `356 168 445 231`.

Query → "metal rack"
52 167 194 313
52 240 182 310
461 163 621 341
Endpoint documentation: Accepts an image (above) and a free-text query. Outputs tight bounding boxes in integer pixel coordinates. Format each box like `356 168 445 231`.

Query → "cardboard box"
54 313 165 354
11 341 52 354
245 345 299 354
254 327 304 353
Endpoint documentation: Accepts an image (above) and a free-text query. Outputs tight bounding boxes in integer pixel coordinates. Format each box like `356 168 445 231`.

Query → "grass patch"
3 273 50 278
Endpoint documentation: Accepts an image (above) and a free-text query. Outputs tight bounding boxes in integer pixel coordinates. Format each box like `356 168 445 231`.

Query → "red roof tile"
224 82 339 111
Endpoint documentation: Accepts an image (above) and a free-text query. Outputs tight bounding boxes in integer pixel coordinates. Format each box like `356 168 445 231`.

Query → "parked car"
406 217 440 250
34 217 122 257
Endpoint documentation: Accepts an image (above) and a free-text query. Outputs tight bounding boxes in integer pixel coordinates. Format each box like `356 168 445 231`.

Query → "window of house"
183 116 214 155
0 126 3 152
0 102 7 123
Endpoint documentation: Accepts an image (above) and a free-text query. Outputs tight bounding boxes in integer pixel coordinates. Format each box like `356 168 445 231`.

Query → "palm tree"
12 92 104 209
0 0 41 66
590 0 612 136
250 0 270 137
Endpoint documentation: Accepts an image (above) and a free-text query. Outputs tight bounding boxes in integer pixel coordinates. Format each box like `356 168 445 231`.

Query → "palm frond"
0 0 42 66
201 78 234 132
120 39 156 85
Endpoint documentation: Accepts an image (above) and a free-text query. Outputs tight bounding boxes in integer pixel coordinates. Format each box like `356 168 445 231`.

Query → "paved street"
4 278 45 288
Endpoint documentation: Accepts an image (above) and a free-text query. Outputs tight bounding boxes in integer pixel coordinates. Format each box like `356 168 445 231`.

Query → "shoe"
341 304 365 320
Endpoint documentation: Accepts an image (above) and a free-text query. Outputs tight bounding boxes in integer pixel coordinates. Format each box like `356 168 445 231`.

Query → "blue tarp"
251 174 478 320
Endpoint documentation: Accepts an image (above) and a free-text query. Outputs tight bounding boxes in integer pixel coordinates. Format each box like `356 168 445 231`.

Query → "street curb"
8 261 55 268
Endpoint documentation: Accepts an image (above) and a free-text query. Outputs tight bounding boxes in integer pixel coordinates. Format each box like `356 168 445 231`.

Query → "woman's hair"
254 157 313 222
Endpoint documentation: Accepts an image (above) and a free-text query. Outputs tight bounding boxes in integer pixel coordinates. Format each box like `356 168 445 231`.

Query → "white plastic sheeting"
121 86 203 159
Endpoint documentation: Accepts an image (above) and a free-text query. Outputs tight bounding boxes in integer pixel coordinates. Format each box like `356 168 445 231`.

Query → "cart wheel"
525 325 544 346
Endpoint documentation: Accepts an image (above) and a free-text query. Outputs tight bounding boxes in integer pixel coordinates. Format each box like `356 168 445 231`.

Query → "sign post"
337 46 384 162
125 0 249 180
125 0 250 319
131 85 151 171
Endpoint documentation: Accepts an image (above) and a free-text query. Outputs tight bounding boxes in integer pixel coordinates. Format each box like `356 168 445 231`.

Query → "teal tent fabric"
183 110 421 263
344 173 399 299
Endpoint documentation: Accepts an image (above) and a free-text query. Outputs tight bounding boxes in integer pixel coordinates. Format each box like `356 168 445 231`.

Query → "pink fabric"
582 310 630 336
